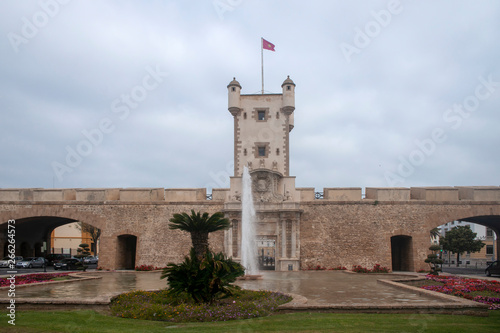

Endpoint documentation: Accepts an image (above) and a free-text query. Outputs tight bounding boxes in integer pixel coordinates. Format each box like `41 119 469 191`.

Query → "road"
441 265 489 277
0 264 98 276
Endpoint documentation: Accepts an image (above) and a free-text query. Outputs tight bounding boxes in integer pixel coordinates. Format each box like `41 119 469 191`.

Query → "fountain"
239 166 261 279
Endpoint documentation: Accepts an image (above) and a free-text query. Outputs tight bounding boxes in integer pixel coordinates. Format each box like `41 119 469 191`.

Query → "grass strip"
1 310 499 333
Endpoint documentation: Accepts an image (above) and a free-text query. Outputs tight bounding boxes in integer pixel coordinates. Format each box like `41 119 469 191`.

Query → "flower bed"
135 265 156 271
302 264 347 271
0 273 71 287
110 289 292 322
421 275 500 310
352 264 390 273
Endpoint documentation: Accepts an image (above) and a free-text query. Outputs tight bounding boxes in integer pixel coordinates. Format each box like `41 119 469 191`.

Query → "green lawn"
1 310 499 333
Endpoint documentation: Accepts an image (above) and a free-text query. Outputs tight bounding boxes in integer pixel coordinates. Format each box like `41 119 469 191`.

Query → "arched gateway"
1 79 498 271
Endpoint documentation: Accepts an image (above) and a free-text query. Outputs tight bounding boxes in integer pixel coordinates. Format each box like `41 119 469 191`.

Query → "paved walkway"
2 270 493 314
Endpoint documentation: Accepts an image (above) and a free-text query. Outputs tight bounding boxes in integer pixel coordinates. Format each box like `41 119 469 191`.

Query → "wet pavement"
5 270 446 305
235 271 443 305
8 271 167 299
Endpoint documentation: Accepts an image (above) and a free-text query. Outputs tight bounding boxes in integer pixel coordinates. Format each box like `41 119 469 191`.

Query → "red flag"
262 38 275 51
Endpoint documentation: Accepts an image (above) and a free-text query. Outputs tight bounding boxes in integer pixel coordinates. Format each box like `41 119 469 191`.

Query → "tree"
161 248 244 304
73 243 90 271
164 211 243 304
424 244 443 275
74 222 101 256
440 225 485 267
75 243 91 259
429 227 440 242
169 210 231 260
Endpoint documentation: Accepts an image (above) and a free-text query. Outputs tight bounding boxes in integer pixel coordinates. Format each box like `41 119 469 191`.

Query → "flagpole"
261 37 264 94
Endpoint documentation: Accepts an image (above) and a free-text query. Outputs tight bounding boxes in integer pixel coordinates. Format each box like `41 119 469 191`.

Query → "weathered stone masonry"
0 186 499 272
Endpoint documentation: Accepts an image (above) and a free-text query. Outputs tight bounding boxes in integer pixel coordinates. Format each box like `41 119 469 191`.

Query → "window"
287 85 291 90
486 245 493 255
243 149 247 156
258 111 265 120
243 112 247 119
276 112 279 119
254 142 269 158
276 148 280 156
232 87 235 91
486 228 493 237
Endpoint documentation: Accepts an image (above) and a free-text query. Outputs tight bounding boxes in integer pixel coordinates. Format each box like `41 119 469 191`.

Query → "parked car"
485 260 500 277
83 256 98 264
0 256 23 268
54 258 81 270
15 257 46 269
45 253 71 266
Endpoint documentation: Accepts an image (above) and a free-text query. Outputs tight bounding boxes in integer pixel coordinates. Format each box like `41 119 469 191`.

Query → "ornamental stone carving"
251 170 284 202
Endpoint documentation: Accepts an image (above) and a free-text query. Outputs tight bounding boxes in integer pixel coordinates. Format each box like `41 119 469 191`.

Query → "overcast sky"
1 0 499 193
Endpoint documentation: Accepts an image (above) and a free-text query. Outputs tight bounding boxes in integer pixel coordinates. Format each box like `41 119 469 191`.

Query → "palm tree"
169 210 231 259
430 227 440 243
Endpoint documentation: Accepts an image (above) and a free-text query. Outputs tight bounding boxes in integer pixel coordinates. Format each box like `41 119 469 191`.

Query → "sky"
1 0 499 193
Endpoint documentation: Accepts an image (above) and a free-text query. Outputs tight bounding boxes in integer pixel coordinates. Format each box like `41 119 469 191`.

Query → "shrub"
352 264 390 273
161 248 244 304
371 264 390 273
424 245 443 275
303 264 326 270
352 265 369 273
302 264 347 271
135 265 156 271
329 266 347 271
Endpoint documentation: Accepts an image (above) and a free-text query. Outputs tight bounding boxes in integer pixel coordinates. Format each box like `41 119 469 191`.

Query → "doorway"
391 235 413 271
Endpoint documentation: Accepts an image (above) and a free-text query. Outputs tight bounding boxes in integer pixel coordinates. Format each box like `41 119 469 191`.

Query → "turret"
228 77 242 116
281 76 295 131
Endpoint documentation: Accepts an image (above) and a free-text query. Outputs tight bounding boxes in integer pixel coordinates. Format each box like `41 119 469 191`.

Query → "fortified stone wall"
298 200 500 272
0 186 499 271
0 201 225 269
0 188 226 269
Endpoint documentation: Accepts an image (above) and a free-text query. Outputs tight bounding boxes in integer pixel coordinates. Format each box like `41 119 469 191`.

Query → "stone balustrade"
0 186 499 202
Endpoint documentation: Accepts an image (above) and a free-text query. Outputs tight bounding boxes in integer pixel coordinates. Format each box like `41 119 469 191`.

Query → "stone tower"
227 76 296 177
224 77 302 271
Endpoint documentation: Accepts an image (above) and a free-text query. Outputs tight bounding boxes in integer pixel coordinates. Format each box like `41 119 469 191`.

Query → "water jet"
239 166 262 279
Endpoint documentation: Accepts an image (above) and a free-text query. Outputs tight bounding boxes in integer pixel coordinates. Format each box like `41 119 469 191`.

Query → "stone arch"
0 206 106 231
0 205 106 258
424 206 500 262
391 235 413 272
424 205 500 231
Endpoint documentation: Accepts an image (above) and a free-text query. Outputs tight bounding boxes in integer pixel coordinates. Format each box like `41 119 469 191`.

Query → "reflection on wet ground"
11 272 167 299
235 271 442 305
9 271 442 305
